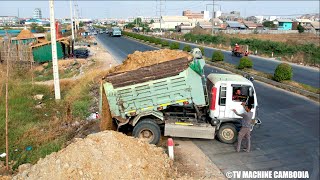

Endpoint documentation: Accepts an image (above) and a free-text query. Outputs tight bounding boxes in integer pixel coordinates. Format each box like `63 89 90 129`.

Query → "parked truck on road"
100 49 261 144
109 27 122 37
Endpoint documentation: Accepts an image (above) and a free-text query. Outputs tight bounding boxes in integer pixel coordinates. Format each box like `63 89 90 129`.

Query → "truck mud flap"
164 123 215 139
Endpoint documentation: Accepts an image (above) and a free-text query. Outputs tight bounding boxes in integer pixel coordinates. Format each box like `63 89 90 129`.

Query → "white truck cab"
206 73 260 143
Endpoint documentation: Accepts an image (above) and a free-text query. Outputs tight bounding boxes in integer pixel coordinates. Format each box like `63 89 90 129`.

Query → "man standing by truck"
232 103 253 152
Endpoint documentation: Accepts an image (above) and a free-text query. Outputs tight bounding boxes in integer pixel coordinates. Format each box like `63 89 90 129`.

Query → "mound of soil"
13 131 173 180
109 49 191 74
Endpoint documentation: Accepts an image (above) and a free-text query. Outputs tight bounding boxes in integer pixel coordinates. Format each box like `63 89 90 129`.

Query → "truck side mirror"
249 87 254 97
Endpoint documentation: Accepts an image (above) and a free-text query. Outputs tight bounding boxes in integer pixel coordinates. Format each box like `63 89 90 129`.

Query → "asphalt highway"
159 37 320 88
96 34 320 179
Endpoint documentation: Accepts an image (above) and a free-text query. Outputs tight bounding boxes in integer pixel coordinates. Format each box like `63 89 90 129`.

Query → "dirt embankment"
13 131 174 180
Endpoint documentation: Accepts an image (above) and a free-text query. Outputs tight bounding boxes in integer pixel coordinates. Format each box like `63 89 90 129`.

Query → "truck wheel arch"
132 111 164 127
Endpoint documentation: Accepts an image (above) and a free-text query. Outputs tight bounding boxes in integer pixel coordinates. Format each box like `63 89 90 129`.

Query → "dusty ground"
13 131 174 180
173 140 226 180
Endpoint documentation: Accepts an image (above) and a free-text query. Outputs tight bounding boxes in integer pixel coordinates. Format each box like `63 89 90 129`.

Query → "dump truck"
100 48 261 144
231 44 249 57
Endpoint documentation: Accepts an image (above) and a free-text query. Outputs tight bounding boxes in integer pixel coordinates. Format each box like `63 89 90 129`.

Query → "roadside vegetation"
238 57 253 69
212 50 224 61
0 57 108 171
183 33 320 66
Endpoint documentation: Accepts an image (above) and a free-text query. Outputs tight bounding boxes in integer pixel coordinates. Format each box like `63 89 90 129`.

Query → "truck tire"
217 123 237 144
132 119 161 145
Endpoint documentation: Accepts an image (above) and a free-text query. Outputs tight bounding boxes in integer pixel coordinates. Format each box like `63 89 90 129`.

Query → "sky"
1 1 319 19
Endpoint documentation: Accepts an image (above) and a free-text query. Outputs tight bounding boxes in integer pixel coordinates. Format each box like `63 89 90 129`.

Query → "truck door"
217 84 227 118
225 84 248 118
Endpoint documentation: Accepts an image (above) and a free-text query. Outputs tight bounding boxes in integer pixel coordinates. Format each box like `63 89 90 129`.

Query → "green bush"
199 47 205 55
212 50 224 61
238 57 253 69
273 63 293 82
154 38 162 45
161 40 169 47
169 42 180 50
183 45 192 52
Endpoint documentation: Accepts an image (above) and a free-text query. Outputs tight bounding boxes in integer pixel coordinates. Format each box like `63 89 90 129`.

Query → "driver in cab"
232 89 246 102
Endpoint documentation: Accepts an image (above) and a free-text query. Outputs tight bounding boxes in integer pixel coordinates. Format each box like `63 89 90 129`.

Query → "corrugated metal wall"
32 42 64 63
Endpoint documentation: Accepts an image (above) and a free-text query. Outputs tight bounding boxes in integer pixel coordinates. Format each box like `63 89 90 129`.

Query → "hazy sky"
1 1 319 19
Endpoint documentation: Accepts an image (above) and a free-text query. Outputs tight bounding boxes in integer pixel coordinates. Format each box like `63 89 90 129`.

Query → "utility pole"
160 0 162 34
5 33 10 171
69 0 75 41
49 0 61 100
211 0 214 35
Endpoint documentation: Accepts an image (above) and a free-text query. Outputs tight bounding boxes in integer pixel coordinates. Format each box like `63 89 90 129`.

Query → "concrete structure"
25 19 50 26
310 21 320 32
33 8 42 19
275 19 293 30
203 11 210 20
0 16 19 26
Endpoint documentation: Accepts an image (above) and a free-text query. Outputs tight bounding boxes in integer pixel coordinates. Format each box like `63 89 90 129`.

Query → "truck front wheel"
217 123 237 144
132 120 161 144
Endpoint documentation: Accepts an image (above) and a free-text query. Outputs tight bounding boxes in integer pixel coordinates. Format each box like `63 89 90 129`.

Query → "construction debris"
13 131 173 180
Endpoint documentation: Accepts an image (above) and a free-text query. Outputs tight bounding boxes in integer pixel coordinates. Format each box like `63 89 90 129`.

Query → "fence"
0 39 34 66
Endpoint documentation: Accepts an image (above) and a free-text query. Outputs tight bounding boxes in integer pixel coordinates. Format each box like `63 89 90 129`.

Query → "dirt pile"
109 49 191 74
13 131 173 180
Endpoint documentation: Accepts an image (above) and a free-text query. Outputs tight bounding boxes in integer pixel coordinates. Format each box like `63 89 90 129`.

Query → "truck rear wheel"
217 123 237 144
133 120 161 145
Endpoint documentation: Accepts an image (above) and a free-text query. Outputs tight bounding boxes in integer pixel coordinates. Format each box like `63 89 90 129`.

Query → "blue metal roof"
226 21 246 28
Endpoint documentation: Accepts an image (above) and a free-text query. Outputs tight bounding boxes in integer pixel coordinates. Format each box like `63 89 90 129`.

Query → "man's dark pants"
236 127 251 152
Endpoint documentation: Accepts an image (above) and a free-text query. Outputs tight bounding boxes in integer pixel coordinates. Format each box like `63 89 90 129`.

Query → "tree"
262 21 276 28
30 23 38 31
297 23 305 33
133 18 142 26
35 26 45 33
150 19 155 24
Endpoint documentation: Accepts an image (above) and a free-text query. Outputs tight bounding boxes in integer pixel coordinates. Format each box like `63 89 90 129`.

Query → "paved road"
160 37 320 88
96 34 320 179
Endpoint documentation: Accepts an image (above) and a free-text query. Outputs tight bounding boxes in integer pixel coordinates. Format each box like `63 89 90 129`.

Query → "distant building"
242 21 263 29
274 19 293 30
0 16 19 26
33 8 42 19
226 21 246 29
128 16 160 23
219 11 241 21
151 16 190 30
268 16 277 21
182 10 208 19
25 19 49 26
214 11 222 18
247 16 264 24
295 19 312 26
310 21 320 33
197 18 223 30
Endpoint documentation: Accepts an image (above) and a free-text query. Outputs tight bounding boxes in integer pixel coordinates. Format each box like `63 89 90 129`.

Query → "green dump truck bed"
102 57 206 119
